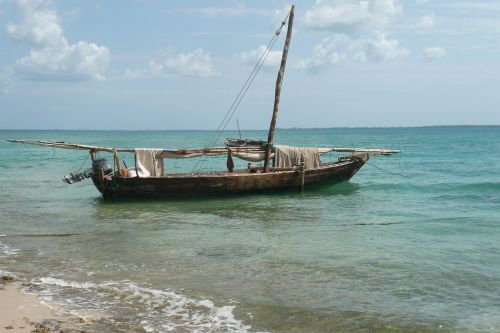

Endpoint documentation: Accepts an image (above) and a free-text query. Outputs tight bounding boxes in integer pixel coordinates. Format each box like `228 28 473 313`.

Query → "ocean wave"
361 181 500 193
34 277 258 333
0 241 19 257
456 182 500 191
0 268 16 278
10 233 81 238
39 277 96 289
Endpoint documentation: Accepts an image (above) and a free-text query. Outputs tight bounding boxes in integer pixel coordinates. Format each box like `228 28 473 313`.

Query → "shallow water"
1 127 499 332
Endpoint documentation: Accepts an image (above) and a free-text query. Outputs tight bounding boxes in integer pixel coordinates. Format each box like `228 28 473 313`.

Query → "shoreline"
0 276 85 333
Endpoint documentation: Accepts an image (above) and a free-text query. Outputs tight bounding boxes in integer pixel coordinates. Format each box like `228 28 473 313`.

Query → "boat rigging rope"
193 11 291 172
366 161 407 178
69 153 89 172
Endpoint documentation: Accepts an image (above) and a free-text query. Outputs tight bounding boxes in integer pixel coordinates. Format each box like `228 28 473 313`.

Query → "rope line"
192 11 291 172
366 161 407 178
68 153 89 172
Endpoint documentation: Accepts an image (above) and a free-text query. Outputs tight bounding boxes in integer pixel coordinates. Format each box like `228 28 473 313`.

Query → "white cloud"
5 0 109 81
296 34 349 70
423 47 447 61
416 13 434 29
6 0 64 47
303 1 371 32
299 0 407 70
302 0 401 36
367 32 409 60
240 45 282 68
296 32 408 70
125 49 215 79
15 41 110 81
416 0 429 4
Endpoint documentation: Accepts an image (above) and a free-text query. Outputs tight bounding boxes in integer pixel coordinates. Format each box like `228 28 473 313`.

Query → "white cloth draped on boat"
135 149 164 177
134 147 332 174
157 149 269 162
274 145 322 169
232 151 268 162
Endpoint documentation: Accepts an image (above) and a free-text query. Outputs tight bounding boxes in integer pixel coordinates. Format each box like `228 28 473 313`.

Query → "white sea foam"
0 268 15 278
0 241 19 257
39 277 97 289
34 276 260 332
112 282 254 332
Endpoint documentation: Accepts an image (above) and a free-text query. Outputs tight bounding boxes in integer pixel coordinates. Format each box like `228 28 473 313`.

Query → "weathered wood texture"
7 140 401 156
92 154 368 199
264 5 295 172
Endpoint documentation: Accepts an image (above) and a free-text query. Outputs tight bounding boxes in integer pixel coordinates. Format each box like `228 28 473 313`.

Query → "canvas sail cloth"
232 151 267 162
274 145 323 169
134 148 264 176
135 149 164 177
157 149 268 162
134 146 332 176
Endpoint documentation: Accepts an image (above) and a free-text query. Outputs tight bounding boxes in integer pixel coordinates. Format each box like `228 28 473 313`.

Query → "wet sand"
1 280 51 332
0 276 83 333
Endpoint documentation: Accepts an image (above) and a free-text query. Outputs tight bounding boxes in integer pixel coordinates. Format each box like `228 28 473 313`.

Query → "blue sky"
1 0 499 130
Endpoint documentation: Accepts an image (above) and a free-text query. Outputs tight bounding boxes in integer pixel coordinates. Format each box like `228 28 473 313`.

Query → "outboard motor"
62 168 93 184
92 158 113 177
62 158 113 184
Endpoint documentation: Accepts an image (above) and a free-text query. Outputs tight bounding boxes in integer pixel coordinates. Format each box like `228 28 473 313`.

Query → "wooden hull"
92 155 369 199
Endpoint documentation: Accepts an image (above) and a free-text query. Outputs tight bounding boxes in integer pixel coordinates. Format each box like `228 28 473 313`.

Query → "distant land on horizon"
1 125 500 132
287 125 500 130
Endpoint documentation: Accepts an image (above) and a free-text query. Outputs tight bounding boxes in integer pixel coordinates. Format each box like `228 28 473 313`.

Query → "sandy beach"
1 276 55 333
0 276 83 333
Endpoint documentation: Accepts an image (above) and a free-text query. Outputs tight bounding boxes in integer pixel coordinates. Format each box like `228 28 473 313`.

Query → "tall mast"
263 5 295 173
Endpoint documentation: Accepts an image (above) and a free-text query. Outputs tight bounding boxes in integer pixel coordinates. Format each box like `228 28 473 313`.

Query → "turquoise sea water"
0 127 499 332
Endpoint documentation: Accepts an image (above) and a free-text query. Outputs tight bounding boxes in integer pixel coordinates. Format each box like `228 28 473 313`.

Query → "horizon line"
1 125 499 131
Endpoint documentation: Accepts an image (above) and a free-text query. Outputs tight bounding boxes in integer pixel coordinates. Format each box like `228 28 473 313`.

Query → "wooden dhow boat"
7 6 400 200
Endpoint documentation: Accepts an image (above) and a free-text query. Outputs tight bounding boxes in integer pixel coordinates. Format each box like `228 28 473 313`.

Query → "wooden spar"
7 139 401 157
113 149 120 173
89 149 96 168
263 5 295 173
6 139 128 153
298 158 305 192
5 140 263 155
331 148 402 155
